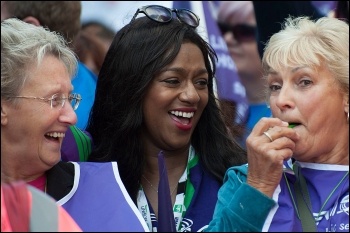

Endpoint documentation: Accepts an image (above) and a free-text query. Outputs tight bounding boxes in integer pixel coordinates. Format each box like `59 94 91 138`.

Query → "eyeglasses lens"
233 25 256 42
144 6 172 22
50 93 64 109
177 9 199 27
69 94 81 111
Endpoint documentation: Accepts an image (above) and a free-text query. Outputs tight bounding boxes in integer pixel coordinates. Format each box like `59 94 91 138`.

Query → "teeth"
170 111 194 118
46 132 65 138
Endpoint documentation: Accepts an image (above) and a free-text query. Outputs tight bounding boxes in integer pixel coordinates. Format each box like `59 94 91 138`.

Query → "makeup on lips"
169 110 195 131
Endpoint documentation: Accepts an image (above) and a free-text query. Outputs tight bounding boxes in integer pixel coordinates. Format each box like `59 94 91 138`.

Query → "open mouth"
169 111 194 125
288 123 301 128
45 132 65 141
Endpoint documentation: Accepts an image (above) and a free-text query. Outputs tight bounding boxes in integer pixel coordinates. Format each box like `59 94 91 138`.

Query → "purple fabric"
61 162 147 232
264 163 349 232
311 1 337 15
142 157 222 231
157 151 176 232
61 127 79 162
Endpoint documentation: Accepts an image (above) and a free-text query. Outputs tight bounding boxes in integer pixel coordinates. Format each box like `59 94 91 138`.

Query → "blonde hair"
262 16 349 95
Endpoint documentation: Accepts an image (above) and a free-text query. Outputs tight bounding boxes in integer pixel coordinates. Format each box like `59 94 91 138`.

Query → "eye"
269 84 281 92
194 78 208 89
162 79 180 85
299 79 313 87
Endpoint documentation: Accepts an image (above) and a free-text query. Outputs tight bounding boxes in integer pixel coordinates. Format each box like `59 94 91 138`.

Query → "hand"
245 117 299 197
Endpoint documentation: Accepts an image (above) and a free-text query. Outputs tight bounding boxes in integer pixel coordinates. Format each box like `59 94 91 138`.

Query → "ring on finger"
263 131 273 142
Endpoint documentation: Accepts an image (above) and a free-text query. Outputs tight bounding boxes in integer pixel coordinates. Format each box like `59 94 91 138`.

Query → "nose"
274 86 295 111
179 82 200 104
58 101 77 125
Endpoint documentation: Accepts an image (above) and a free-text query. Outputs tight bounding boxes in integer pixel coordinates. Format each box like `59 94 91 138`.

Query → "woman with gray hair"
207 16 349 232
1 18 148 232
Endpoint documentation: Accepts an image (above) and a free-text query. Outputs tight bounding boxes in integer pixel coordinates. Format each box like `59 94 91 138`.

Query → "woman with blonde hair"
207 16 349 232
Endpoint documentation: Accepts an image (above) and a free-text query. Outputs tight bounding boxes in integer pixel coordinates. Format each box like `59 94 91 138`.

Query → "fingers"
245 117 299 197
263 131 273 142
251 117 288 136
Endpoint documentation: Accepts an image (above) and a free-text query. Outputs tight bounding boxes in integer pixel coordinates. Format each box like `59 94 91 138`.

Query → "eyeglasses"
130 5 200 28
7 93 82 110
218 22 257 43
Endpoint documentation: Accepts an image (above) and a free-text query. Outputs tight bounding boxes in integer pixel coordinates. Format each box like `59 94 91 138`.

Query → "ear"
1 100 9 126
22 16 41 26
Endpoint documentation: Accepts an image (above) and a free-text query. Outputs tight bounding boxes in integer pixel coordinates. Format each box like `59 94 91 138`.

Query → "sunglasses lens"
145 5 172 22
218 23 256 42
177 9 199 27
218 22 230 34
232 25 256 42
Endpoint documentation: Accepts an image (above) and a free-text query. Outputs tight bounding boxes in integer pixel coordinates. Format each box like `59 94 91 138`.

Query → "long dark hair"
87 16 247 203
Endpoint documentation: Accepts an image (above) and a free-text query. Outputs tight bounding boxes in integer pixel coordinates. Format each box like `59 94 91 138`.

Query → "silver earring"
348 112 349 124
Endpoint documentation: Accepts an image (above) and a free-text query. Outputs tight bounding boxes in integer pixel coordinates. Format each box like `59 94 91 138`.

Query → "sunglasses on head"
130 5 200 28
218 22 257 43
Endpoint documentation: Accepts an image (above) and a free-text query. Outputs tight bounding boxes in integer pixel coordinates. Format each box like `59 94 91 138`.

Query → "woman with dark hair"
85 5 254 232
61 5 276 232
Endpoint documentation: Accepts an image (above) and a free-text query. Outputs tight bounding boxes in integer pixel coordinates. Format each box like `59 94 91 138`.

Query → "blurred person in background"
1 1 97 130
217 1 271 148
74 21 115 76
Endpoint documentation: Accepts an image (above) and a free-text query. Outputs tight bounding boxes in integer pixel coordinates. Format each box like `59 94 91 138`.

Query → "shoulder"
75 62 97 81
27 185 82 232
48 161 75 176
46 161 75 200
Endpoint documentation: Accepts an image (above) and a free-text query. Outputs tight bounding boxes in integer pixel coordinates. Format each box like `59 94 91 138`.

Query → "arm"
206 166 275 232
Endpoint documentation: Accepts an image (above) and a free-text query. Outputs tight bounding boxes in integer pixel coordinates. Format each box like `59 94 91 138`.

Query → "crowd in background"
1 1 349 232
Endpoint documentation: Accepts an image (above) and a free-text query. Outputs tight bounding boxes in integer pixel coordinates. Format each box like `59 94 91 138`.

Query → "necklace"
142 174 178 195
284 169 349 220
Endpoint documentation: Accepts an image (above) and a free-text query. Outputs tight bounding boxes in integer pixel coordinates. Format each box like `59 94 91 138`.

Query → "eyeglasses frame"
218 22 257 43
7 93 82 111
130 5 200 28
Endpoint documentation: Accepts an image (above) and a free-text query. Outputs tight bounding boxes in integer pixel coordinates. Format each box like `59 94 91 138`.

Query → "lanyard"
137 146 197 232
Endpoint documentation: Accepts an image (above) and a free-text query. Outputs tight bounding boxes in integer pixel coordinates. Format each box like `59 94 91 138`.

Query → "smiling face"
267 63 349 163
1 55 77 181
141 42 209 152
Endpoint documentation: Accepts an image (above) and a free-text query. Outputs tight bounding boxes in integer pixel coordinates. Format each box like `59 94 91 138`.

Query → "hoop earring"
348 111 349 124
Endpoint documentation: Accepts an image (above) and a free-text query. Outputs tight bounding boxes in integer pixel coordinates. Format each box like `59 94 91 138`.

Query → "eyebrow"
162 67 208 76
291 66 308 73
268 65 308 75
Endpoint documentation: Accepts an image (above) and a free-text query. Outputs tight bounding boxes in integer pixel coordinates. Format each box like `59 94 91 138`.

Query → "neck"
1 164 45 184
143 147 189 175
142 152 187 190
